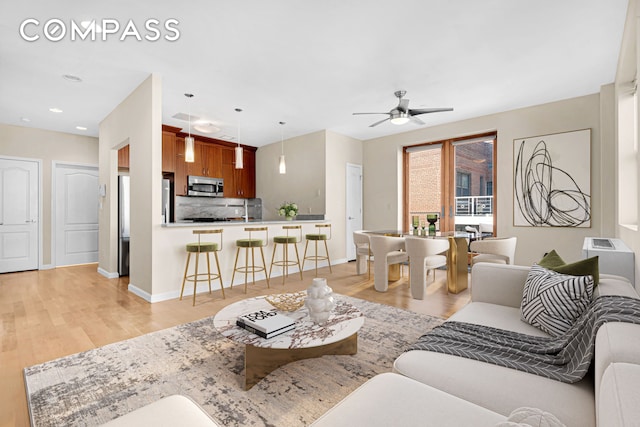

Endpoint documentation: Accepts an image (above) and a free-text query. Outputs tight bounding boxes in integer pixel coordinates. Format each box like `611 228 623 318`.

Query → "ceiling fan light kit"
353 90 453 127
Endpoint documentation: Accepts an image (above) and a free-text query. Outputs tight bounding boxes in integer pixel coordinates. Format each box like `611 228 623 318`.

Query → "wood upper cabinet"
188 141 222 178
221 147 256 198
162 131 176 173
175 137 187 196
118 145 130 169
164 125 256 199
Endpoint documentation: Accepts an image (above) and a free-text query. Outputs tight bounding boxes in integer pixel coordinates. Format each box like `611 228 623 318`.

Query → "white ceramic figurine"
305 278 335 324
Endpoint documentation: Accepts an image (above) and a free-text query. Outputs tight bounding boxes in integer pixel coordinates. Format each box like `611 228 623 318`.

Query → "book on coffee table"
236 309 296 339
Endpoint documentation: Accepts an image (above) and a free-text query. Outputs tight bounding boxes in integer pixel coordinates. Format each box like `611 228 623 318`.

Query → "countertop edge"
162 219 330 228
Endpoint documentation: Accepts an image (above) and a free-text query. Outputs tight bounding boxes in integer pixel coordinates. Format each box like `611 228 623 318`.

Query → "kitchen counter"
163 219 329 227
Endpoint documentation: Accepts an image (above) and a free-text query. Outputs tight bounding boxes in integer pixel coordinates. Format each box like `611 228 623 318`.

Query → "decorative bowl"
265 291 306 312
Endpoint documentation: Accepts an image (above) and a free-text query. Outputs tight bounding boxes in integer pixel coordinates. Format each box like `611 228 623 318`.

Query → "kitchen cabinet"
162 130 176 173
188 141 222 178
175 137 187 196
165 126 256 198
118 145 130 169
221 147 256 198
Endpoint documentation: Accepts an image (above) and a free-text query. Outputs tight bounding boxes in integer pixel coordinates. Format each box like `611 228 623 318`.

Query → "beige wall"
615 0 640 288
325 130 364 261
256 130 326 220
0 123 98 266
364 93 608 266
98 74 163 296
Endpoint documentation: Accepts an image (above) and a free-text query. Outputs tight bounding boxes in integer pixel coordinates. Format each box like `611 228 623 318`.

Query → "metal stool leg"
231 247 240 289
260 246 270 288
214 250 225 299
302 240 310 271
293 243 303 279
323 239 332 273
180 252 191 301
193 250 200 306
206 252 212 294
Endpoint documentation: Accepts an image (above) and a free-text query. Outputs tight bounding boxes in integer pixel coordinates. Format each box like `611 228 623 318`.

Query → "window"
456 172 470 196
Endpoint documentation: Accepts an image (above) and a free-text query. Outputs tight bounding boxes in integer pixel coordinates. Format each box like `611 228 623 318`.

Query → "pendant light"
234 108 244 169
184 93 195 163
278 121 286 174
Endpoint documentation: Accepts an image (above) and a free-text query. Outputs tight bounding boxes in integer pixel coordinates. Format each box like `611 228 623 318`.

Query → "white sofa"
313 263 640 427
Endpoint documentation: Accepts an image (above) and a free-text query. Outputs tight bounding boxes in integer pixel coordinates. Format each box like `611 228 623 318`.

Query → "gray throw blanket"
406 295 640 383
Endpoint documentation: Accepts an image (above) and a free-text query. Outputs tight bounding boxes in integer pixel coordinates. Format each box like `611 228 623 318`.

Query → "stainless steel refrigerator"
118 175 130 276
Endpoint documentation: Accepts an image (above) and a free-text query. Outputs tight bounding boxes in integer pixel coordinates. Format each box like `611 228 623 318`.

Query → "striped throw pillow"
521 264 594 336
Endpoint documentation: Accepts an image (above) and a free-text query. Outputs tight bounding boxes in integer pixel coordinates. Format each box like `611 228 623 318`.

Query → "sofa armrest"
470 263 530 308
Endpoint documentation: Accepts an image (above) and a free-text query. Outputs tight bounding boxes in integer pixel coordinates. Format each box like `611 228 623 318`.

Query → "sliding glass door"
404 132 496 235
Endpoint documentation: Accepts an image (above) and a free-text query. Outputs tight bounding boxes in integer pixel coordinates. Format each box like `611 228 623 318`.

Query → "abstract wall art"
513 129 591 227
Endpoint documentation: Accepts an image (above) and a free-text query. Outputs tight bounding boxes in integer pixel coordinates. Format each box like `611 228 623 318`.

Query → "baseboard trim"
39 264 54 270
97 267 119 279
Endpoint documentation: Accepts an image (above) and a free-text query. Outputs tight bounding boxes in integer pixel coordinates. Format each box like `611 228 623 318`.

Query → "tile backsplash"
175 196 262 221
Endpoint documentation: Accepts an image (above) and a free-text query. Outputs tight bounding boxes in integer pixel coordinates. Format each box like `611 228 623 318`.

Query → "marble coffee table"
213 294 365 390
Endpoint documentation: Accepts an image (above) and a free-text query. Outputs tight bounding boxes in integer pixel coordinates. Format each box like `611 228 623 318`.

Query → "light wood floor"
0 261 470 427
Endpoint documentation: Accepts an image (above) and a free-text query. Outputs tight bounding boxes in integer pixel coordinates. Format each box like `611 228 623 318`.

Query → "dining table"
365 230 471 295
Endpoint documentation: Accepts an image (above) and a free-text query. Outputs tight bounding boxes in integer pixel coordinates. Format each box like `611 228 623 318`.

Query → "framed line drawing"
513 129 591 227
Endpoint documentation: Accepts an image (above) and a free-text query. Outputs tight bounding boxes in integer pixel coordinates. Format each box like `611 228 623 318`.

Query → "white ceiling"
0 0 629 147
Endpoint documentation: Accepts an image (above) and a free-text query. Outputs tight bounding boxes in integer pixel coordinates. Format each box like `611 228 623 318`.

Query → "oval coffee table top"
213 294 364 349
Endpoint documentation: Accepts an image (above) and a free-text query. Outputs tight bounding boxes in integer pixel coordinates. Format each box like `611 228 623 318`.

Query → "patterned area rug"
24 295 443 426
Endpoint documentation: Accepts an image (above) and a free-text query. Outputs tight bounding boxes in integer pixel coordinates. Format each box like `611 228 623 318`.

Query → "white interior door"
54 164 99 266
346 163 363 261
0 158 39 273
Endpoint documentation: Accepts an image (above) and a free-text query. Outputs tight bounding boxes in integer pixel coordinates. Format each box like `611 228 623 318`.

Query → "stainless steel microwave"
187 176 224 197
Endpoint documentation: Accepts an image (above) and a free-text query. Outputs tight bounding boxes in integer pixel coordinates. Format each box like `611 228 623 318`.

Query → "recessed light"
21 117 31 122
49 108 63 113
75 126 88 131
63 74 82 83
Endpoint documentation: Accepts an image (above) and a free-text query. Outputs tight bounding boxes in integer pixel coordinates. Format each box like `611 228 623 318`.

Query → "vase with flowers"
278 202 298 220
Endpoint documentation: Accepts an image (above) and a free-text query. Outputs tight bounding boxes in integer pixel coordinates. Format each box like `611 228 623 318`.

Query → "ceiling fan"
353 90 453 127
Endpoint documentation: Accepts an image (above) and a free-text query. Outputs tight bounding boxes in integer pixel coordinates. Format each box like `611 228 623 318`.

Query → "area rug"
24 295 443 426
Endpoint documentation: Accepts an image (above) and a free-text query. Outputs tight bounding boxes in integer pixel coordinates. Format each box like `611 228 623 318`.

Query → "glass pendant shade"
235 146 244 169
185 136 195 163
279 154 286 174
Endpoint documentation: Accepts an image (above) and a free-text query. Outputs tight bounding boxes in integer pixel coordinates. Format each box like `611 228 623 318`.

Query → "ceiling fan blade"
353 112 391 116
398 98 409 112
410 115 425 125
369 117 390 127
409 107 454 115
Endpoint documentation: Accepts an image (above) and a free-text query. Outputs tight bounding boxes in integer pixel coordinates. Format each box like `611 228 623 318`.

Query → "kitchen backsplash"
175 196 262 221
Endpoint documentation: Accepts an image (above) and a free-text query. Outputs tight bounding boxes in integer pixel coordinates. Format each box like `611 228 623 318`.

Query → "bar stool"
231 227 270 293
302 224 332 276
180 229 224 306
269 225 303 285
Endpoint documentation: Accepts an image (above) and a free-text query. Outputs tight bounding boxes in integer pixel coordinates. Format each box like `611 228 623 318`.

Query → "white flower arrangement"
278 202 299 219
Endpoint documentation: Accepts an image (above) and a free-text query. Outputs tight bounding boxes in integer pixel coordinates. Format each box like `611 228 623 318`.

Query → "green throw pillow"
538 249 599 287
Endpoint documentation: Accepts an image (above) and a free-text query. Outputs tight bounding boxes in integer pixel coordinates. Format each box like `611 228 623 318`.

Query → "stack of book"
236 309 296 339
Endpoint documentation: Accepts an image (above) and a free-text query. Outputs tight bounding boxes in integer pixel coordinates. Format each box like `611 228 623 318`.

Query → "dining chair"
353 231 372 279
404 236 450 300
469 236 517 265
368 234 408 292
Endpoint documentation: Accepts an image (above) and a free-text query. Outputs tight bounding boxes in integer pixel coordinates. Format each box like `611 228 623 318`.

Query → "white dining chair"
469 236 517 265
405 236 450 300
353 231 372 278
368 234 409 292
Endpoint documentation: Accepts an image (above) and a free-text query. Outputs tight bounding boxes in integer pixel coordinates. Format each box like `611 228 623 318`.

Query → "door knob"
348 216 355 220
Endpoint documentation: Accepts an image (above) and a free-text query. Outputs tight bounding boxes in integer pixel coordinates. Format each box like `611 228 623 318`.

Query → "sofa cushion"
449 302 550 337
100 395 219 426
311 372 506 427
497 407 566 427
598 363 640 426
521 264 594 336
393 351 595 427
538 250 599 287
594 322 640 400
